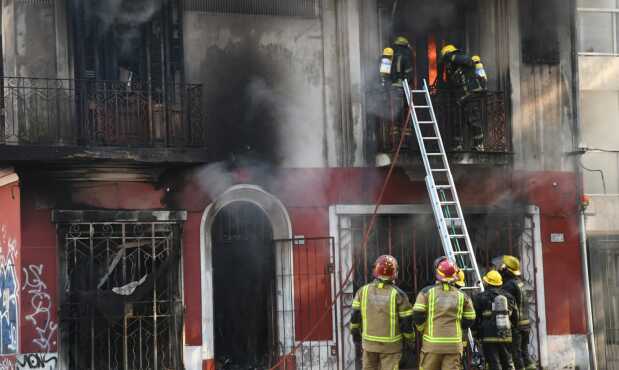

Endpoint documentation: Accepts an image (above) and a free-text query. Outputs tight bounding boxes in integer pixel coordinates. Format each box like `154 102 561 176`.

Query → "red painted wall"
14 167 587 362
20 185 58 354
0 180 21 363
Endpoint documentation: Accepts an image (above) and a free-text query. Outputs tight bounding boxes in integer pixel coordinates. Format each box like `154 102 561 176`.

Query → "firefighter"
350 255 415 370
472 270 518 370
438 44 486 151
412 257 476 370
380 47 394 87
438 44 486 96
499 256 536 370
391 36 413 87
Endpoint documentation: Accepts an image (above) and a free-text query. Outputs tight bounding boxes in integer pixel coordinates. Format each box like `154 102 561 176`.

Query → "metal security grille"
338 212 542 369
58 222 183 370
183 0 321 17
274 237 340 369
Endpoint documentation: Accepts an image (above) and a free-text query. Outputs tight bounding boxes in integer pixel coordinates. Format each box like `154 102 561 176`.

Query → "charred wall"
183 11 328 167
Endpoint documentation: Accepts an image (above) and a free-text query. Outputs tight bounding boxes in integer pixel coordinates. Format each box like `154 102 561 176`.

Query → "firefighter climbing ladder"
402 79 484 292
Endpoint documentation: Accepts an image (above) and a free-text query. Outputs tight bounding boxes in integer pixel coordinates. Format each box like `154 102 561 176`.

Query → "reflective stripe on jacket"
412 283 476 354
351 280 414 353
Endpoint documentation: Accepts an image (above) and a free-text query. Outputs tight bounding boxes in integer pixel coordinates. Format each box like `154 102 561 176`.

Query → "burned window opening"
212 202 276 369
70 0 184 88
58 221 183 370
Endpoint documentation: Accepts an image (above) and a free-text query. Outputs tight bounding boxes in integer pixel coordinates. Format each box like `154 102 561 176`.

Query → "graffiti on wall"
0 225 18 355
16 353 57 370
22 266 56 352
0 357 15 370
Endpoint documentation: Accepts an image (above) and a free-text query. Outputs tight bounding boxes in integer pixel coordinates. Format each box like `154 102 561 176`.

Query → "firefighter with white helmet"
350 255 415 370
412 257 476 370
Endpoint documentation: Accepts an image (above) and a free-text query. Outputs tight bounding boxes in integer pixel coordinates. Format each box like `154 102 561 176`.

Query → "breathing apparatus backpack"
492 293 511 337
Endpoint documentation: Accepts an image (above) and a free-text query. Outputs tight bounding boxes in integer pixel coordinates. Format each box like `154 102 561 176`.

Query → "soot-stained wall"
183 12 328 168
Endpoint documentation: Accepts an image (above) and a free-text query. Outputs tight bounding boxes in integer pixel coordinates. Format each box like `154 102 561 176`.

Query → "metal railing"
376 90 510 154
0 77 205 147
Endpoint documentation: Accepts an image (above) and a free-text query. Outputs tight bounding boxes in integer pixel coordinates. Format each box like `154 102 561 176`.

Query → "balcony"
376 90 511 167
0 77 206 162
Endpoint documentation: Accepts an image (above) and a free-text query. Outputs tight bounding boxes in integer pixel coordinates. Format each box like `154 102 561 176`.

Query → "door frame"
199 185 293 363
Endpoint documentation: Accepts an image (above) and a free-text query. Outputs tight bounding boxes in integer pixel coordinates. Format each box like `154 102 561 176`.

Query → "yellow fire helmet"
394 36 410 46
455 270 466 288
502 255 522 276
483 270 503 287
441 44 458 57
383 47 394 57
472 55 481 63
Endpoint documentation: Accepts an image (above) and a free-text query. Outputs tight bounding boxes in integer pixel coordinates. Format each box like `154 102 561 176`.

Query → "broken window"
57 220 183 370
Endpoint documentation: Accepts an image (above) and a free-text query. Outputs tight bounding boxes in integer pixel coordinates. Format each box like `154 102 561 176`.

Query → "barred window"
184 0 321 17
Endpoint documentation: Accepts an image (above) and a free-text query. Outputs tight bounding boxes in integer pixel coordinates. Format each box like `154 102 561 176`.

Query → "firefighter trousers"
362 350 402 370
511 329 534 370
483 343 515 370
419 351 461 370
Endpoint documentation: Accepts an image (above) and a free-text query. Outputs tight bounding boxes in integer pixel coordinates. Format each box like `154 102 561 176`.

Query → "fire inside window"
183 0 321 17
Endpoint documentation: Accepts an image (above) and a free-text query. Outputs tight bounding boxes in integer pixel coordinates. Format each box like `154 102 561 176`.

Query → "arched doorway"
200 185 293 366
211 202 275 368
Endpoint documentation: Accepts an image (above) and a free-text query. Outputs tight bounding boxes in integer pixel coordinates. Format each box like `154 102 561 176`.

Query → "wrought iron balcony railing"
0 77 205 147
376 90 510 154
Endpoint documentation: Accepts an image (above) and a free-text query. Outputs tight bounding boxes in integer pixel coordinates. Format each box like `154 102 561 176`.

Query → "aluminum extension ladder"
402 79 484 293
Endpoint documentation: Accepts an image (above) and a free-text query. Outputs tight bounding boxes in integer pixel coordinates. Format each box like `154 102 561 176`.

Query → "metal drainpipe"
569 0 599 367
579 211 599 370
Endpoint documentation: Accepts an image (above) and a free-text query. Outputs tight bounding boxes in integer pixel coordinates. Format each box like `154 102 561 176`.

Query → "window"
578 0 619 54
184 0 321 17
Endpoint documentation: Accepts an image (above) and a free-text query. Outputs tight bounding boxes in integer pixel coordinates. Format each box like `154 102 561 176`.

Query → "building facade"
577 0 619 369
0 0 591 369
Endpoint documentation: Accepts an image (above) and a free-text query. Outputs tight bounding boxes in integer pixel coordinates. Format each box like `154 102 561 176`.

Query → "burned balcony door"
58 221 183 370
70 0 185 145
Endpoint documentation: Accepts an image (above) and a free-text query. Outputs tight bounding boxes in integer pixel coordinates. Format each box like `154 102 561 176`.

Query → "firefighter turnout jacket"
350 280 415 353
412 282 476 353
501 275 530 329
472 287 519 343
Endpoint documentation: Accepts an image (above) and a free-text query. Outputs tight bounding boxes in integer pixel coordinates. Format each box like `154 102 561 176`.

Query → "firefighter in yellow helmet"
390 36 413 87
350 255 415 370
499 256 536 370
438 44 487 151
472 271 518 370
412 257 476 370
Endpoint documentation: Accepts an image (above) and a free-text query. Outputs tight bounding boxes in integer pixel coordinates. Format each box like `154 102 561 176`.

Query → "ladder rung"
423 137 439 140
444 217 461 221
414 105 431 108
431 169 448 172
460 286 480 291
440 201 457 205
427 153 444 156
435 185 452 188
411 90 426 93
449 234 466 238
453 251 470 255
417 121 435 124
